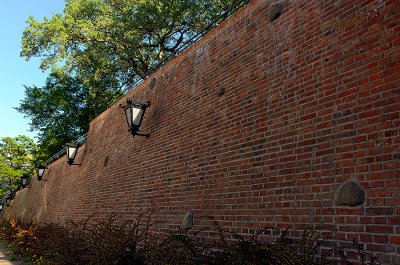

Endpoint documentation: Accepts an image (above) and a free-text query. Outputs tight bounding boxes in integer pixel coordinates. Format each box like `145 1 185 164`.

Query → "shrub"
151 217 335 265
0 214 380 265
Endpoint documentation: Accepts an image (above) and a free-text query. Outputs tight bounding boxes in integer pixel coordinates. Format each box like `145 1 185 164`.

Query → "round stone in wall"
269 3 283 22
183 209 194 229
217 87 225 96
150 77 156 89
335 180 365 207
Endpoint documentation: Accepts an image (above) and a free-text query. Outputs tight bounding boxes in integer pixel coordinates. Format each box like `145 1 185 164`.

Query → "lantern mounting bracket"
128 128 150 138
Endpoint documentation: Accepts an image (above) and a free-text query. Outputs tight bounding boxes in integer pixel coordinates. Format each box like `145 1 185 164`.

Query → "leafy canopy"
21 0 244 89
15 71 108 163
0 136 37 199
19 0 246 162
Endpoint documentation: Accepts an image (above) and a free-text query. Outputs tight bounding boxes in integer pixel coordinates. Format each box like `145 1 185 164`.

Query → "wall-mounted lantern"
21 174 29 187
36 165 48 181
5 195 13 207
65 142 81 166
120 98 151 138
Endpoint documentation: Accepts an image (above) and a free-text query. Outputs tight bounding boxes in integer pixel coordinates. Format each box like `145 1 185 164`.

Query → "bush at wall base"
0 215 379 265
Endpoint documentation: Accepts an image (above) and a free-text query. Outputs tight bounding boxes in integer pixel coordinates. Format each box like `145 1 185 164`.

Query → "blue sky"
0 0 66 141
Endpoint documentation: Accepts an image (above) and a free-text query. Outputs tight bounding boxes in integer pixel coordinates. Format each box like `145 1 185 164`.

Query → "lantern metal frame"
36 165 48 181
119 98 151 138
65 142 81 166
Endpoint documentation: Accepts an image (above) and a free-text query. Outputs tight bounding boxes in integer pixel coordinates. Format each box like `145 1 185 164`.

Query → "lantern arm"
38 176 48 182
134 132 151 138
67 156 82 166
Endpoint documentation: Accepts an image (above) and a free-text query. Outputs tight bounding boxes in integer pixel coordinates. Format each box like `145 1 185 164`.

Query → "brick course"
3 0 400 263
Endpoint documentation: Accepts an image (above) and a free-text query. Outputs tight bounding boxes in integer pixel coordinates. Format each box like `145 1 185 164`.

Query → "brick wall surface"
3 0 400 263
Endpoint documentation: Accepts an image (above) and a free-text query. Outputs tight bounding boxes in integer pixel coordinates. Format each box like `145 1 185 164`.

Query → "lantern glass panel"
67 146 77 160
22 178 27 185
38 168 45 177
131 107 143 126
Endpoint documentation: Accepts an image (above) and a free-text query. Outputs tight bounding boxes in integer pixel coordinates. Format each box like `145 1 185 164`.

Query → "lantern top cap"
124 98 151 108
65 142 79 148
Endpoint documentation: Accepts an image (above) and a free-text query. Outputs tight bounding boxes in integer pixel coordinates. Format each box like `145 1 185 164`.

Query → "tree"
19 0 247 161
21 0 246 90
16 71 105 163
0 136 37 200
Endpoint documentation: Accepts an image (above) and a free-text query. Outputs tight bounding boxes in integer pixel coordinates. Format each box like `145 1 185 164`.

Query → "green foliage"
0 214 380 265
21 0 247 89
16 71 118 163
19 0 248 161
0 136 37 199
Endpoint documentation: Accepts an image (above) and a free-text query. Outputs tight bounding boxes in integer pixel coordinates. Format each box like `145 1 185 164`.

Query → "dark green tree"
15 71 111 163
19 0 248 160
21 0 246 90
0 136 37 200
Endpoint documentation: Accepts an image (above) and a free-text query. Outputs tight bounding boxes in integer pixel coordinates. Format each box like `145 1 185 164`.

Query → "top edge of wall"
89 0 261 126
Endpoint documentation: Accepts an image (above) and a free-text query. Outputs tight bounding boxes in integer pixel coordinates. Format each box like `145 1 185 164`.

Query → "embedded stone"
183 209 194 229
269 3 283 22
217 87 225 96
150 77 156 89
335 180 365 207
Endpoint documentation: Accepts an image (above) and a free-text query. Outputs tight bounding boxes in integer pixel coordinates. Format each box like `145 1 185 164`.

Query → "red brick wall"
4 0 400 263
